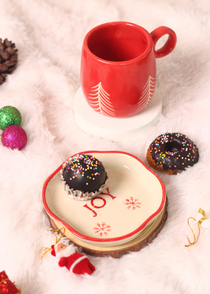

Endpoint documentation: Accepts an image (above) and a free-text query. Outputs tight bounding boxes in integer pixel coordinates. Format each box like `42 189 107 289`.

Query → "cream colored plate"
43 151 166 246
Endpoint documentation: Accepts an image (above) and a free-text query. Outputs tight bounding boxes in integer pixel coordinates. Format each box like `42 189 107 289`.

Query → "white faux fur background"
0 0 210 293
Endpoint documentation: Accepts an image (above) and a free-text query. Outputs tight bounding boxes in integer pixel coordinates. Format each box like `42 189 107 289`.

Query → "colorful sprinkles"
60 153 107 200
62 153 105 181
148 132 199 172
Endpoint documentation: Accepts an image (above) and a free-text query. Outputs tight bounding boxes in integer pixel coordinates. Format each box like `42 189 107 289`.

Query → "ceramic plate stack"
42 151 167 258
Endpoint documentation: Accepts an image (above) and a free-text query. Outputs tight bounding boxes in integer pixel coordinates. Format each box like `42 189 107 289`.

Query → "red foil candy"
0 271 20 294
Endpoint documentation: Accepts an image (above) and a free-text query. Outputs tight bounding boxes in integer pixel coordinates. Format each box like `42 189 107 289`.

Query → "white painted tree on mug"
136 76 155 112
88 76 155 117
88 82 115 117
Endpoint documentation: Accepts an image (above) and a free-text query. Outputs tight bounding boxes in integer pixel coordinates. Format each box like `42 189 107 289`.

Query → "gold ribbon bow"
185 208 207 247
39 227 66 259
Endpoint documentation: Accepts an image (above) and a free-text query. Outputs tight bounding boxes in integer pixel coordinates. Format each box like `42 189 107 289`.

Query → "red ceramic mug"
81 21 176 118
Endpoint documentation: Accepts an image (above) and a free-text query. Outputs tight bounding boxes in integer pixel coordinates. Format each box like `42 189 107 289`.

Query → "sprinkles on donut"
60 153 108 200
146 132 199 174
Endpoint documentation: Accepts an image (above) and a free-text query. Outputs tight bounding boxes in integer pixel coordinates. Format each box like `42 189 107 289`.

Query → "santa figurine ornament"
40 228 95 275
51 242 95 275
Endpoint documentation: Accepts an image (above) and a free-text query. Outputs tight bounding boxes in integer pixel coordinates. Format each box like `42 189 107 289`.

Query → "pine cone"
0 38 18 84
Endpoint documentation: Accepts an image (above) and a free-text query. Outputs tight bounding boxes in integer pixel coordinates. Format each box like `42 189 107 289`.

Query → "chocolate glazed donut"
146 132 199 174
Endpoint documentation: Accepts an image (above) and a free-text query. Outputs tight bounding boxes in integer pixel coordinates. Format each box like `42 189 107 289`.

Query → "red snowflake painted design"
93 222 111 237
124 197 141 210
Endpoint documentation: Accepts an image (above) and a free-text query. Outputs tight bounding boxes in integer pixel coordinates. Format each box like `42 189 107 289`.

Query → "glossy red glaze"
81 22 176 118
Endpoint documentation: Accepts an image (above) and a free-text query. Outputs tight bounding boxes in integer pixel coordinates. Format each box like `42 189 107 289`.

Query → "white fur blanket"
1 0 210 293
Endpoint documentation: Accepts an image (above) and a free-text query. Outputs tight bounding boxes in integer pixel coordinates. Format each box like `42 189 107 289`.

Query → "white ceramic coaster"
74 87 162 142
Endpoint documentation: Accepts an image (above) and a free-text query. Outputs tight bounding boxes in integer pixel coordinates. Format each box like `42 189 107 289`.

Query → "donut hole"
164 141 181 153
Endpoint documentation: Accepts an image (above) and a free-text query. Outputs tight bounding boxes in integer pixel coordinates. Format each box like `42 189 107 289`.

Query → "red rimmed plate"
42 151 166 247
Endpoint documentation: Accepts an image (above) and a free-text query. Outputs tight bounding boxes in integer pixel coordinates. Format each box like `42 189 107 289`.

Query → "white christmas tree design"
88 82 115 117
136 76 155 112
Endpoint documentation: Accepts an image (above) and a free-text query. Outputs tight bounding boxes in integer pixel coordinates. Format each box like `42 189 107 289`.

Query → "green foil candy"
0 106 22 130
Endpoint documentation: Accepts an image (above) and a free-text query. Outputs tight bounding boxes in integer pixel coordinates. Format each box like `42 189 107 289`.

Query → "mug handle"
150 26 177 58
